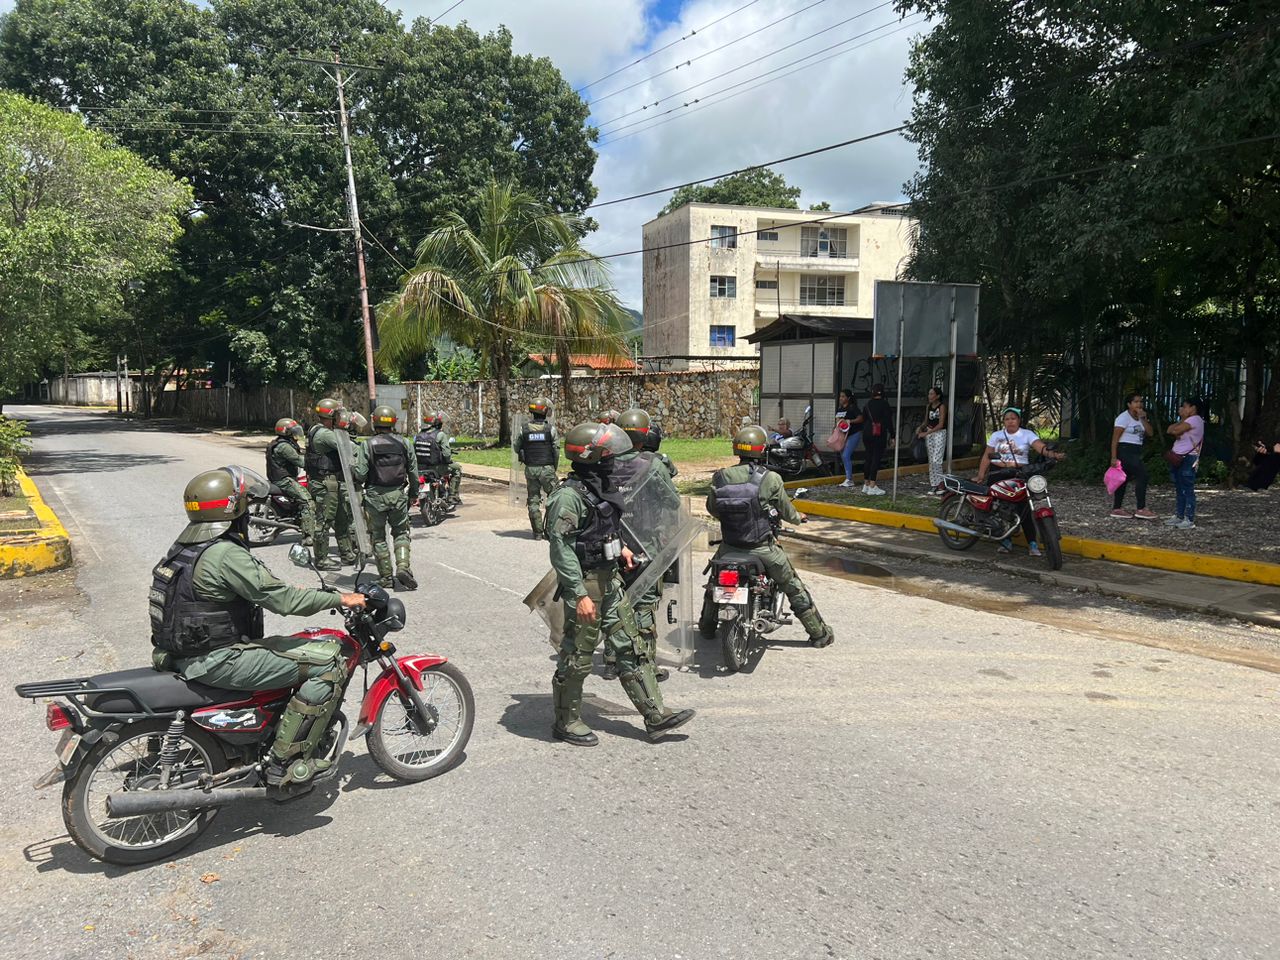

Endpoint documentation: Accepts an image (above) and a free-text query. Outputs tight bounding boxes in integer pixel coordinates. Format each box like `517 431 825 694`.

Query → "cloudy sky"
0 0 928 308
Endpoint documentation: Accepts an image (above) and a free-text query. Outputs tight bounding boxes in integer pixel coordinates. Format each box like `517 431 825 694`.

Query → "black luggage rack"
15 678 165 719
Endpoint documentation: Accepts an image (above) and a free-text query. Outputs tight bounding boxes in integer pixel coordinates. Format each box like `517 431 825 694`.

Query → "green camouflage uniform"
355 433 419 587
267 439 316 544
308 424 356 564
547 479 669 734
514 419 559 536
703 462 833 644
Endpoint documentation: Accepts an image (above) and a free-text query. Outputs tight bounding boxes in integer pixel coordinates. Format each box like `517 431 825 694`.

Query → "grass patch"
802 487 941 518
454 436 735 472
0 491 36 533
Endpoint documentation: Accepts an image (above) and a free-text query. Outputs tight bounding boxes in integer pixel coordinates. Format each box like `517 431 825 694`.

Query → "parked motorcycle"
246 473 309 545
14 554 474 865
766 407 829 478
417 471 454 527
933 459 1064 570
700 489 806 672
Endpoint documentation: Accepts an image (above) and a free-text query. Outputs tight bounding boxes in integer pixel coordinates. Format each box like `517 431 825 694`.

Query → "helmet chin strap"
227 512 251 544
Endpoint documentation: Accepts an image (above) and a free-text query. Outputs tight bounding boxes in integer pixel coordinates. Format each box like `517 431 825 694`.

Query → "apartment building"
641 202 915 367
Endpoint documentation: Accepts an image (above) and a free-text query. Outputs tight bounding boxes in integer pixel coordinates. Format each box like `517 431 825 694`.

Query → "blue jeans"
842 432 863 480
1170 456 1198 520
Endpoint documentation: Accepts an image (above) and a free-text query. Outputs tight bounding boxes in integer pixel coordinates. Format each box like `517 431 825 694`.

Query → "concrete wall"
641 205 692 360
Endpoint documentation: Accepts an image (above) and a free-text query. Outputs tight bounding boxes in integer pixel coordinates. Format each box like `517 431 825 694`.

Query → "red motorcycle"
15 583 474 864
933 459 1064 570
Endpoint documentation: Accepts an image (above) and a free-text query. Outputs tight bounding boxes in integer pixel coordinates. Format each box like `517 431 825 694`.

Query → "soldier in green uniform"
150 465 366 787
702 425 835 647
547 421 696 746
355 405 419 590
305 398 357 570
600 407 677 682
414 411 463 505
265 418 316 547
513 398 558 539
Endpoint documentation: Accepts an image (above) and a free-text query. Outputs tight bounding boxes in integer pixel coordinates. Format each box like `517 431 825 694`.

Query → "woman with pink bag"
833 388 864 488
1109 393 1157 519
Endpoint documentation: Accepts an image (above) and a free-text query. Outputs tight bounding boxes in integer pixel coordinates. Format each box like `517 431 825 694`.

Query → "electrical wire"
576 0 767 94
429 0 467 25
595 1 896 128
80 106 335 116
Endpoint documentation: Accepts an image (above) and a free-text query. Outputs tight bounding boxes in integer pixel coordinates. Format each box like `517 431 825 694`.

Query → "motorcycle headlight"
1027 474 1048 494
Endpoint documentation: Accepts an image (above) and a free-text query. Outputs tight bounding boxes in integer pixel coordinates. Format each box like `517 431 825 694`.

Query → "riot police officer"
703 425 835 647
150 466 366 787
595 409 621 425
266 418 316 547
513 398 558 539
546 421 696 746
414 411 462 505
600 407 677 682
355 405 419 590
305 398 357 570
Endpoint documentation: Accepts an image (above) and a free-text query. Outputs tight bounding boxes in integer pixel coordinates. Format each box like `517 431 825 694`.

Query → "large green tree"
659 166 808 216
0 91 190 396
0 0 600 403
378 180 631 443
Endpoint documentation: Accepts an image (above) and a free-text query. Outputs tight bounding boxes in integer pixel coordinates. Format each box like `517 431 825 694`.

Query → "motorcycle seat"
83 667 229 714
956 479 990 495
268 482 284 496
716 555 767 574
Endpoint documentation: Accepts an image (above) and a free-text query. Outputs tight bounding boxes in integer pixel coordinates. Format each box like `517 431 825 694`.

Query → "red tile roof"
526 354 638 371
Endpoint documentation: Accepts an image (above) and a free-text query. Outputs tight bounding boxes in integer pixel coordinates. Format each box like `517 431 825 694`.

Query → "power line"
590 0 847 107
429 0 467 25
598 15 921 142
595 1 896 128
80 105 334 116
576 0 767 94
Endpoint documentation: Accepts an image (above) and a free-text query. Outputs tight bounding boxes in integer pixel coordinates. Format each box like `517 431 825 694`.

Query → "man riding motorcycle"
414 411 462 505
150 466 366 787
702 426 835 648
266 417 316 547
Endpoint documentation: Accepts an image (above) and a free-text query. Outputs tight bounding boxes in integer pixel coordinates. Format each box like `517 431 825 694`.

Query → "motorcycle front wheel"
719 617 752 673
63 720 226 865
246 498 282 545
937 496 979 551
1036 514 1064 571
367 662 474 782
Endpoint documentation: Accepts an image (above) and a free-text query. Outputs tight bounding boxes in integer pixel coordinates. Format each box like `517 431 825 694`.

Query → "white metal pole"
946 287 958 475
891 285 905 502
225 361 231 427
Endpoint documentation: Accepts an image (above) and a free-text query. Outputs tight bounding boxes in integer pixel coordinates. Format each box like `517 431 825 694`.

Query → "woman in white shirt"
1109 393 1156 519
975 407 1066 557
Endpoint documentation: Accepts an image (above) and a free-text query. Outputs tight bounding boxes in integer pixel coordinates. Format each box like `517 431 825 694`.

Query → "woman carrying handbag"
1164 397 1204 530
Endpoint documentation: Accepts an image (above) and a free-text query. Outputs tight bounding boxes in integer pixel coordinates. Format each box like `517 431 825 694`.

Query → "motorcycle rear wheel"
367 662 474 782
719 618 752 673
63 720 226 865
246 498 282 545
937 496 979 551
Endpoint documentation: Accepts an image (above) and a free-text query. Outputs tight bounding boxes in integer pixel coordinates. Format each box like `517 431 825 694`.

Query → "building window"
757 230 780 242
710 325 736 348
800 226 848 258
755 279 778 290
710 275 737 298
710 225 738 249
799 274 846 306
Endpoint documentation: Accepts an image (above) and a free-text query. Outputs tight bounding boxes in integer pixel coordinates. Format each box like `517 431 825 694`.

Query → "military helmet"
347 411 369 435
617 408 651 447
733 425 769 460
595 409 621 425
315 397 340 420
334 408 352 429
564 422 631 466
372 404 398 430
274 417 300 437
528 397 551 418
178 465 268 544
432 410 445 429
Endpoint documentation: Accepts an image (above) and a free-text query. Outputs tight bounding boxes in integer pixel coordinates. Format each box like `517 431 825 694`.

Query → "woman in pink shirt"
1165 397 1205 530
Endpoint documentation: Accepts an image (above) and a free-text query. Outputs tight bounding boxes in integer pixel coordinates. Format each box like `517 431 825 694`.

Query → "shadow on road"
499 691 689 745
25 449 180 475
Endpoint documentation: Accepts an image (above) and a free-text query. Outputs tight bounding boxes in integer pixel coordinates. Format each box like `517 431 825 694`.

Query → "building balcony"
755 298 860 319
755 247 859 272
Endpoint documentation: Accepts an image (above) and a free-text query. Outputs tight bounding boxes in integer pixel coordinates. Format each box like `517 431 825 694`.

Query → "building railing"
755 246 855 259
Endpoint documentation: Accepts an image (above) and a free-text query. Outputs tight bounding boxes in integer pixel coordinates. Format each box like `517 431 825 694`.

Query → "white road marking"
428 560 525 598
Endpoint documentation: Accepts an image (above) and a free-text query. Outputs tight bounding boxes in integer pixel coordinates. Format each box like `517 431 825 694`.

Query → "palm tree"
377 179 631 444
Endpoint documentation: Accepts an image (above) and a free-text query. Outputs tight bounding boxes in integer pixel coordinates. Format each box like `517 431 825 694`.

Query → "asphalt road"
1 405 1277 960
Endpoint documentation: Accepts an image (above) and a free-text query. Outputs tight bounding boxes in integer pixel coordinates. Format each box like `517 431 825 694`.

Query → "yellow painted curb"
0 470 73 579
791 497 1280 588
784 457 980 489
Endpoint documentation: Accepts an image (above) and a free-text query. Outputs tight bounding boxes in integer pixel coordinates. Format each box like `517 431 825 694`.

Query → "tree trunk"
556 338 574 409
495 339 512 446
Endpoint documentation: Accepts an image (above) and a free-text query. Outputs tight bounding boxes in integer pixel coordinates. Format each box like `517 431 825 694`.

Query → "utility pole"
295 49 380 413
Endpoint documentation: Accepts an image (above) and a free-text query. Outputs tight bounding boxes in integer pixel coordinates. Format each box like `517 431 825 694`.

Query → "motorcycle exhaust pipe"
752 618 778 635
249 517 294 530
106 786 267 818
933 518 979 537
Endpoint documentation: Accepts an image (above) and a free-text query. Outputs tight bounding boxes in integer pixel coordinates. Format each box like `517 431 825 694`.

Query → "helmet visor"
231 466 270 500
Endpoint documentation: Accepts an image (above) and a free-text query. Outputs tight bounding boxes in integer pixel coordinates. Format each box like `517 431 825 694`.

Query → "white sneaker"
1175 518 1197 530
861 484 871 494
1163 516 1182 526
839 479 855 488
869 487 886 496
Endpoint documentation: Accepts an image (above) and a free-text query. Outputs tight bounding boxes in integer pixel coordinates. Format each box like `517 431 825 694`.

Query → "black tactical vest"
607 451 656 499
564 477 623 568
711 464 774 547
642 424 663 452
305 424 341 478
150 539 264 659
367 432 409 488
266 436 300 482
413 428 445 467
521 420 556 466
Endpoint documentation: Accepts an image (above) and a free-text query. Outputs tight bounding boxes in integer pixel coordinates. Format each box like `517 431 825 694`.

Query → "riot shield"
508 414 527 509
334 427 373 558
523 568 564 651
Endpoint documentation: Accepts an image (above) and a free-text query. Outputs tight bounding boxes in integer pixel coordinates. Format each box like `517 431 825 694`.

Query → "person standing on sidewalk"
1109 393 1157 519
860 384 894 495
836 388 864 488
916 385 947 492
1165 397 1205 530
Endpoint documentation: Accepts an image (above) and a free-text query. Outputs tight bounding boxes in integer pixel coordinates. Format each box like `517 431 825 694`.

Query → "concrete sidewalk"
465 461 1280 630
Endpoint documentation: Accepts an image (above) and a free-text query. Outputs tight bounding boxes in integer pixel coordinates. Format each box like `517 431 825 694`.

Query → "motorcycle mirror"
804 405 812 414
382 597 406 633
288 543 311 568
793 487 810 499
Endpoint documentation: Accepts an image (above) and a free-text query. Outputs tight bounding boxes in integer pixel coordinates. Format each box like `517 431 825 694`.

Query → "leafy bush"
0 416 32 496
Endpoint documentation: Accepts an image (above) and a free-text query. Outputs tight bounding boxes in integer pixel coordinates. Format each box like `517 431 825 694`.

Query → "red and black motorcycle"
417 471 455 527
15 582 474 864
246 472 310 545
933 459 1065 570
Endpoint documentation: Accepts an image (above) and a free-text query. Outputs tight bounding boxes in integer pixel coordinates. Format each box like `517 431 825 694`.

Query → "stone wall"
136 369 760 438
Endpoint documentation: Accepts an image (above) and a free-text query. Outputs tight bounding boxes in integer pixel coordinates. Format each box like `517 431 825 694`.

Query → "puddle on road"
787 544 1280 675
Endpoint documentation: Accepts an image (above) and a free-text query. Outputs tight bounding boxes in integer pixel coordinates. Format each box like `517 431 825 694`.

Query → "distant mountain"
623 308 643 334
